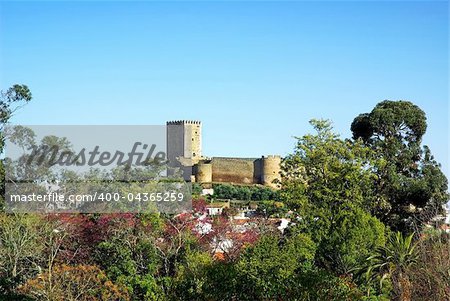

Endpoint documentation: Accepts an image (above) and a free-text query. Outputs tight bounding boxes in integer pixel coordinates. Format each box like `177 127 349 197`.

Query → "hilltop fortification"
166 120 281 188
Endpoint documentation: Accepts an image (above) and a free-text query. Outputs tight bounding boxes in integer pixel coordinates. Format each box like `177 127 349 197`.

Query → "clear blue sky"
0 1 448 176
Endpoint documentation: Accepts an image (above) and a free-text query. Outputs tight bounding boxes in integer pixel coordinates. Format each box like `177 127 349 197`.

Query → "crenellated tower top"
167 120 201 125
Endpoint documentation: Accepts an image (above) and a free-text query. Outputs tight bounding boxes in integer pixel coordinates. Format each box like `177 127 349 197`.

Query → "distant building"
166 120 281 188
206 202 229 216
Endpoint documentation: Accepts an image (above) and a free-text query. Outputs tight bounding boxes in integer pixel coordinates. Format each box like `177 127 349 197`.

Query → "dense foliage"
212 183 280 201
351 100 448 232
0 87 448 301
0 85 32 211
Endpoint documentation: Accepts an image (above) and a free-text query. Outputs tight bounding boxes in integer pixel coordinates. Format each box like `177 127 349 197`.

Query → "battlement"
167 120 201 125
262 155 281 159
212 157 257 162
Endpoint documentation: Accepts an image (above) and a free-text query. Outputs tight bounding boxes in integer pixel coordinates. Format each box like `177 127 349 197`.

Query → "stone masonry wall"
210 157 260 184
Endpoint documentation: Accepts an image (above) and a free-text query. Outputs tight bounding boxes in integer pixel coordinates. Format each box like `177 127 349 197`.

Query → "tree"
0 213 80 297
256 200 287 217
94 214 166 301
367 232 418 301
351 101 426 150
212 184 280 201
0 85 32 129
0 214 44 294
236 233 316 300
280 120 379 241
282 119 377 212
1 84 32 210
171 250 213 300
318 207 386 275
18 264 129 301
46 214 99 265
408 230 450 301
351 100 448 233
291 263 365 300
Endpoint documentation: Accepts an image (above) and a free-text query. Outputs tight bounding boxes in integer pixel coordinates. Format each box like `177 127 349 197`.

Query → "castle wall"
166 120 281 188
210 157 259 184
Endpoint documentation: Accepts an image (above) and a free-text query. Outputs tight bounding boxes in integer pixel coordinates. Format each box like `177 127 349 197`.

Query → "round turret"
261 155 281 188
196 160 212 183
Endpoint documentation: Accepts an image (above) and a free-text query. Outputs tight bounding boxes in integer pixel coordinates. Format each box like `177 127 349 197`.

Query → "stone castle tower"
166 120 202 180
166 120 281 188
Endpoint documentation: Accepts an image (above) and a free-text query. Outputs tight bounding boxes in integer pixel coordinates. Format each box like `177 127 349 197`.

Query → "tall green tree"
280 119 387 276
281 120 378 231
0 84 32 210
351 100 448 233
0 85 33 297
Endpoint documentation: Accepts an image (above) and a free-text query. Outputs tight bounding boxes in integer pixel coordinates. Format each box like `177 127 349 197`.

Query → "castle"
166 120 281 188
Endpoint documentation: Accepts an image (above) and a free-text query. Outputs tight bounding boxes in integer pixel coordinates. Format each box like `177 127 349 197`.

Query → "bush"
318 207 386 275
409 231 450 300
236 233 316 300
212 184 280 201
18 264 129 301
